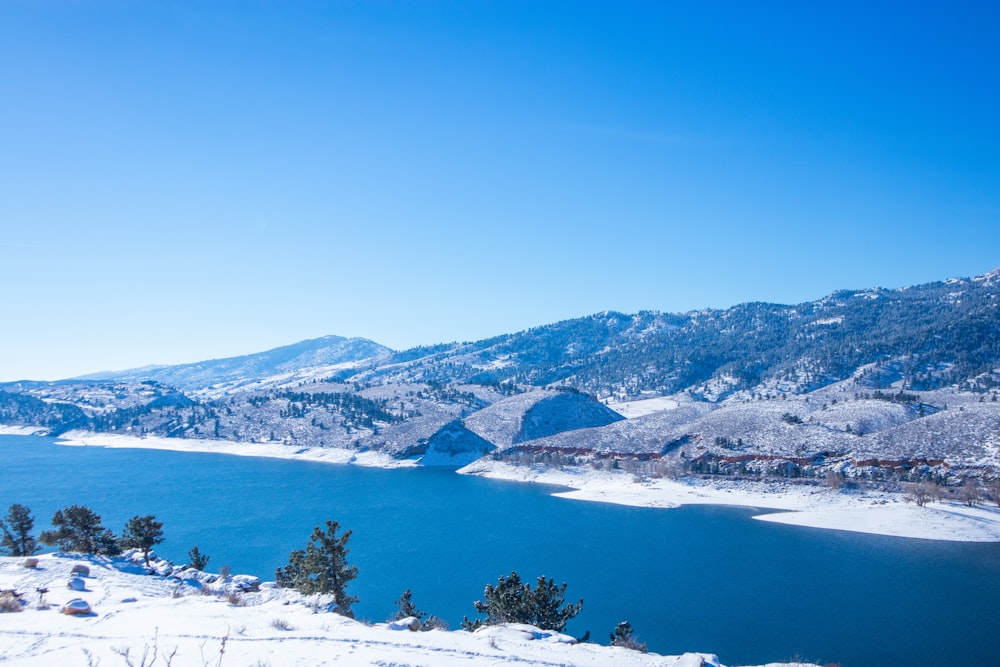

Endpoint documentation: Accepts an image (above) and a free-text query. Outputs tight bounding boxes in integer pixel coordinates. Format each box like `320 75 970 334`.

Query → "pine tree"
0 504 37 557
38 505 119 555
610 620 647 652
462 571 583 632
531 576 583 632
119 515 164 566
188 545 210 570
276 520 358 617
392 588 427 622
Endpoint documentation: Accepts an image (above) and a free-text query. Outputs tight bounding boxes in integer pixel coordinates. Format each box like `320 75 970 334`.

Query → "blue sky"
2 1 998 381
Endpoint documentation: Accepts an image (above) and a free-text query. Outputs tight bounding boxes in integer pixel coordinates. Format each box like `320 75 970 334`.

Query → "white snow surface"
0 554 816 667
606 396 681 418
0 425 47 436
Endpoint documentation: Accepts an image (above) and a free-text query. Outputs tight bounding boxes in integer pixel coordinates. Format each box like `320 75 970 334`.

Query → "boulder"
67 577 86 591
151 560 173 576
70 564 90 577
61 598 92 615
388 616 421 632
22 558 38 569
229 575 261 592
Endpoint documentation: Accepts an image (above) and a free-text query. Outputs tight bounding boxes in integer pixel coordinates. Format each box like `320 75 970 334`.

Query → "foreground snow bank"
458 460 1000 542
0 555 816 667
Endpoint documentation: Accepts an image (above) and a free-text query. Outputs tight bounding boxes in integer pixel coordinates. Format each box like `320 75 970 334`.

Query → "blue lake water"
1 433 998 666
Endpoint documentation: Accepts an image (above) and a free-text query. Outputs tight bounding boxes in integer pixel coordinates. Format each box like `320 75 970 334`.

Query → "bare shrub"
109 630 176 667
905 480 941 507
270 617 294 631
422 615 449 631
958 479 982 506
987 477 1000 507
198 634 227 667
225 590 246 607
0 591 23 613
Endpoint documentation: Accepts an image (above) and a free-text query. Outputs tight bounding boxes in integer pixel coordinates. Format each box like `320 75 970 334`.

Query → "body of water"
1 434 998 666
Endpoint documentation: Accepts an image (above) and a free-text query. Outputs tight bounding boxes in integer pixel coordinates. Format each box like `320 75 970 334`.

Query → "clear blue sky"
2 1 998 381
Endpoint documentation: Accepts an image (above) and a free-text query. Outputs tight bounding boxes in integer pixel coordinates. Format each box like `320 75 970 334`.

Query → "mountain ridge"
72 335 393 391
3 266 999 486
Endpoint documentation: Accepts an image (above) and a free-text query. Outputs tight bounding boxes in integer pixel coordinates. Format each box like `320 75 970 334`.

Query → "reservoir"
1 434 998 666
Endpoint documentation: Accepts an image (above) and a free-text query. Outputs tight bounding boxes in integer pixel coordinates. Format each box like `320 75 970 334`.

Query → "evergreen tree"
392 588 427 622
462 571 583 632
610 620 647 652
38 505 119 555
119 514 164 565
391 589 446 630
188 545 210 570
531 576 583 632
0 503 37 557
276 520 358 617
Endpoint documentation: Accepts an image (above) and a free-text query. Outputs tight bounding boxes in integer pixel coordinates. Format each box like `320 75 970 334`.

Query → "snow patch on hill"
607 395 681 418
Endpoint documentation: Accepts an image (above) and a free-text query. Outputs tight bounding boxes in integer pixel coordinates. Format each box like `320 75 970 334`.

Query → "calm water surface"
1 434 998 666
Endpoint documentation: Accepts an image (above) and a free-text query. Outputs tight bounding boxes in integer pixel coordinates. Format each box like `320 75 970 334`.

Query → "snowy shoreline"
0 554 815 667
0 425 417 469
457 459 1000 542
6 426 1000 543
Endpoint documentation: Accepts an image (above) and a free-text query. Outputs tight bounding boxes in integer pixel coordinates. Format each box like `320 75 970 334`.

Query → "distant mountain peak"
973 266 1000 286
72 335 392 390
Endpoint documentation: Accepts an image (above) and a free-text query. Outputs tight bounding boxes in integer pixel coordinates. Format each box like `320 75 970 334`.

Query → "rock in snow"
60 597 91 615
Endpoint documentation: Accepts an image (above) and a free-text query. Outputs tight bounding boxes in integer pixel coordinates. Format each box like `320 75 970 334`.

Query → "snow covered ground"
0 554 816 667
458 460 1000 542
605 396 681 418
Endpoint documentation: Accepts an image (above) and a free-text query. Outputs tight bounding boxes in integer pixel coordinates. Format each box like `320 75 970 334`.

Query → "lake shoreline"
457 459 1000 542
6 426 1000 543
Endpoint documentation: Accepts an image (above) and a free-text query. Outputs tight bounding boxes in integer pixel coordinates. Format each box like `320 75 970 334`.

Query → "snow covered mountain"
72 335 391 392
3 267 999 483
356 266 1000 399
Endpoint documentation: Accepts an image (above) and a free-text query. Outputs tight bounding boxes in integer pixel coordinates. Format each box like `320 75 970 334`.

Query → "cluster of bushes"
0 503 165 566
0 503 213 571
903 478 1000 507
459 571 582 632
2 505 647 651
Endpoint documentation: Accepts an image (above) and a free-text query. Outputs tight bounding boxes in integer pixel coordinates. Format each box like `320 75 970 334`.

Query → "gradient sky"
2 1 998 381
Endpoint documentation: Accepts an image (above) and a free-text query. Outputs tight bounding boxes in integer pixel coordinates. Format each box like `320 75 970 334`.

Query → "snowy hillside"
463 389 623 448
72 335 391 391
0 554 817 667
